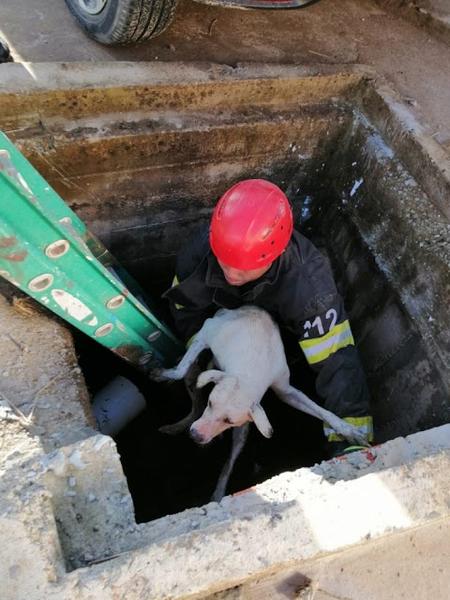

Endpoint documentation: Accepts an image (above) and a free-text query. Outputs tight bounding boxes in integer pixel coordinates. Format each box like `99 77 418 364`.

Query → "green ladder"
0 132 184 368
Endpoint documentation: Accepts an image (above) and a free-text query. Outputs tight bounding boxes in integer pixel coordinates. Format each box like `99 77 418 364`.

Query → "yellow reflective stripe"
299 320 354 365
324 416 374 442
171 275 184 308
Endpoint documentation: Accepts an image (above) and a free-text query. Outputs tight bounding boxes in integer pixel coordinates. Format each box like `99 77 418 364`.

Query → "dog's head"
189 369 273 444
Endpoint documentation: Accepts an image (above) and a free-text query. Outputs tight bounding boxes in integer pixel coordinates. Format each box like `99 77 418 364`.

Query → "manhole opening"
10 86 447 525
72 182 409 524
3 69 450 586
72 138 447 522
75 298 326 523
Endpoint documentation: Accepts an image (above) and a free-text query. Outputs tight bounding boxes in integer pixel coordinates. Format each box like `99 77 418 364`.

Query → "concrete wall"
317 114 450 439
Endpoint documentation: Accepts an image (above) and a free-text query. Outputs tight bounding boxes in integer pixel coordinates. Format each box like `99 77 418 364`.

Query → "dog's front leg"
211 424 250 503
150 336 208 382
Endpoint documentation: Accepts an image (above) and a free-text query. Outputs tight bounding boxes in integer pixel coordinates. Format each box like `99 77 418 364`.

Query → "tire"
64 0 179 45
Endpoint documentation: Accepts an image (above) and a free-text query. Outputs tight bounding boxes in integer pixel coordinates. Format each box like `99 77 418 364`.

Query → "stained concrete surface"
1 62 450 597
1 0 450 150
230 515 450 599
1 2 450 598
375 0 450 48
0 287 94 453
4 430 450 599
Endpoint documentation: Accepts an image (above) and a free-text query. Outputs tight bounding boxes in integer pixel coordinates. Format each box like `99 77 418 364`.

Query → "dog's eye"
223 417 234 425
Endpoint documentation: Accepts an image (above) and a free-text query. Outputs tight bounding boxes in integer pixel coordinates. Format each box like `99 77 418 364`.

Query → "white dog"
154 306 368 499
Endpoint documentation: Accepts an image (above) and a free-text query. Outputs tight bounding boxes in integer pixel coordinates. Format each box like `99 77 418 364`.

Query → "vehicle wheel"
64 0 179 45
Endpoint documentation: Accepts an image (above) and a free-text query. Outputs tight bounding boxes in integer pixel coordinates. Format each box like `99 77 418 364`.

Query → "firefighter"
163 179 373 455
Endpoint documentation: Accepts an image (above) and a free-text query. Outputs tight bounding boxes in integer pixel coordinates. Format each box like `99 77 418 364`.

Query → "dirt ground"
0 0 450 150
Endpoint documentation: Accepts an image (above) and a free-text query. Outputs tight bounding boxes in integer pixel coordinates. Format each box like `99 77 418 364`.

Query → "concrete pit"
1 62 450 598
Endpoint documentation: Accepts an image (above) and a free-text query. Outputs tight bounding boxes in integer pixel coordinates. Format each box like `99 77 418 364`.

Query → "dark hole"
73 225 329 522
74 319 325 523
74 175 394 523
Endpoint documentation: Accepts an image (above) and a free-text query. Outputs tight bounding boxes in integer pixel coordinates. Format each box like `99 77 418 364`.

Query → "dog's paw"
343 425 370 447
149 368 172 382
159 422 187 435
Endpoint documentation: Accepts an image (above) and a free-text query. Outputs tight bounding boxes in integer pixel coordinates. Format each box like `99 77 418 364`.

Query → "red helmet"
210 179 293 270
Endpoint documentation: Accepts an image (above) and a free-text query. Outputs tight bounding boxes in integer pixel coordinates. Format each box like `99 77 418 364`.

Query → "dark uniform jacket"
163 226 372 441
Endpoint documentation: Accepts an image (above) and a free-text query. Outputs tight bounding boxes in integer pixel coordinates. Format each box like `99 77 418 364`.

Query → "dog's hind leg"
211 423 250 503
159 362 207 435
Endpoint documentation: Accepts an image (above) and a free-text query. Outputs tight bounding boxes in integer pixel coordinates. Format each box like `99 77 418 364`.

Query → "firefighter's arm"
167 274 213 343
164 226 215 343
297 298 373 443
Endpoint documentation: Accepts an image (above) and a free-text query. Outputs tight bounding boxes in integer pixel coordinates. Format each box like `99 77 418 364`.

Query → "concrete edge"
0 61 373 92
107 424 450 554
4 425 450 599
354 75 450 221
64 427 450 599
0 61 373 154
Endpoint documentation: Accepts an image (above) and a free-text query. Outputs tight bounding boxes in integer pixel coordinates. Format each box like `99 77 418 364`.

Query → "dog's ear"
249 404 273 438
196 369 226 388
